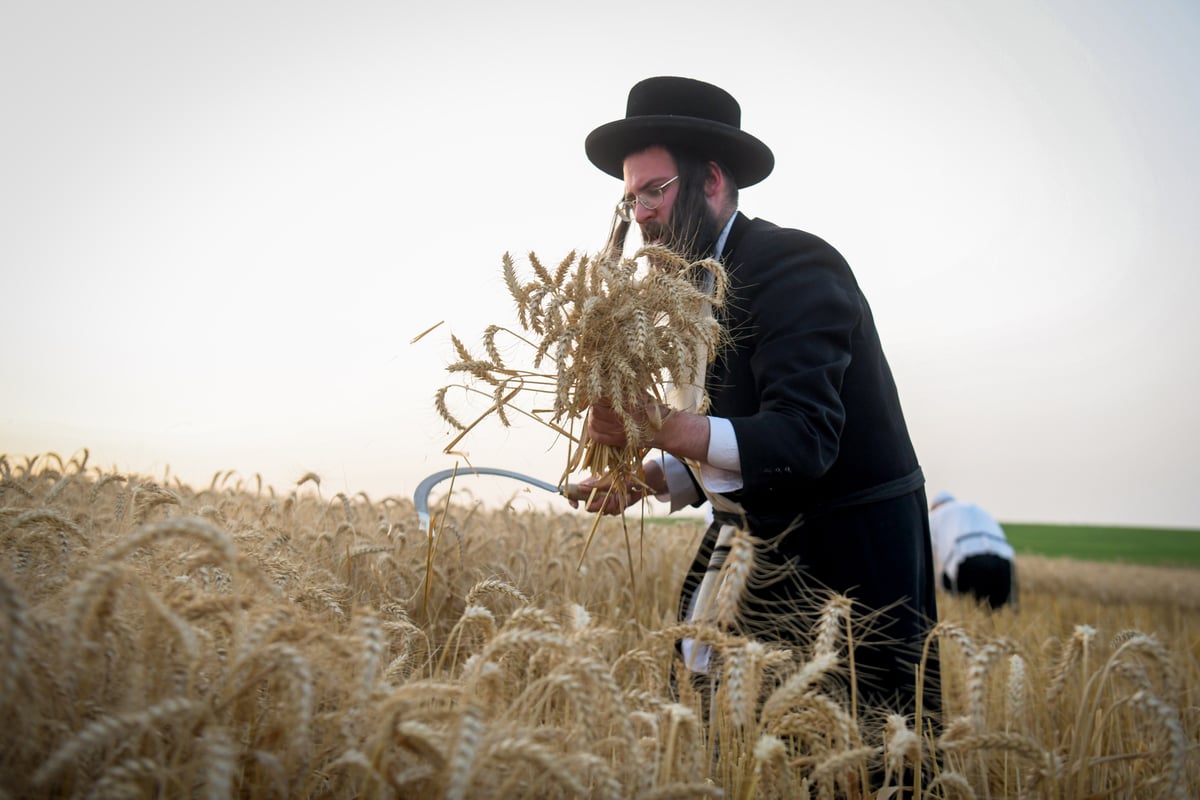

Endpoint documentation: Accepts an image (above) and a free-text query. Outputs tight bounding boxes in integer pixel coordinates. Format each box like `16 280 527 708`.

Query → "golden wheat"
0 452 1197 798
436 246 727 494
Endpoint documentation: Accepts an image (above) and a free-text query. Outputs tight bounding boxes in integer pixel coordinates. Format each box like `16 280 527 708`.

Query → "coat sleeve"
721 227 864 495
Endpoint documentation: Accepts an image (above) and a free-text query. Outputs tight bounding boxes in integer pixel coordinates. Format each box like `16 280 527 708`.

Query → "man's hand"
586 396 671 449
568 458 668 516
587 397 712 464
569 472 646 515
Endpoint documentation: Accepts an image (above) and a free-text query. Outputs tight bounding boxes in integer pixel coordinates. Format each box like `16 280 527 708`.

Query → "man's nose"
634 201 655 224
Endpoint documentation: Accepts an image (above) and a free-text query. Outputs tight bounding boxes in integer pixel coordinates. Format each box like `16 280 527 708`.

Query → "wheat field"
1 451 1196 799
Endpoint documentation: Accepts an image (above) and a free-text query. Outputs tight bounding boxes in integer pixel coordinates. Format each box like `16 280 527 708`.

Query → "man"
928 491 1017 609
575 76 940 725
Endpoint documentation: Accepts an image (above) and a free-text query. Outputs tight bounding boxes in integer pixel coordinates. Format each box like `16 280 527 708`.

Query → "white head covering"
930 490 956 509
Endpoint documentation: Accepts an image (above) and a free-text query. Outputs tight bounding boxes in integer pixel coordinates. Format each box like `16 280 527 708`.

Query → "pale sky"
3 1 1198 528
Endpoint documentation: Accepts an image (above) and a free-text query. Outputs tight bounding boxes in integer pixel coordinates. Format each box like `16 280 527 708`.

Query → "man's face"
621 145 680 246
622 145 723 261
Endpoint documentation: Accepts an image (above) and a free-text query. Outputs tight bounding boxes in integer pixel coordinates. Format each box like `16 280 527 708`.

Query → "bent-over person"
929 490 1017 610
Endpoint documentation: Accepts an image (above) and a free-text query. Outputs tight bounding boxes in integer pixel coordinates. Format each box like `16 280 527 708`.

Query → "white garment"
653 211 747 674
928 500 1015 587
654 419 740 511
656 211 745 508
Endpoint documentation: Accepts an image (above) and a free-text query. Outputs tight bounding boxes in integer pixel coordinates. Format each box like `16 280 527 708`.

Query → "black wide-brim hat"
585 76 775 188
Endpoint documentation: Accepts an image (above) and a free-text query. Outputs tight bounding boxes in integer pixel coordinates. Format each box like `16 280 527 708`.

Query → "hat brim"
585 115 774 188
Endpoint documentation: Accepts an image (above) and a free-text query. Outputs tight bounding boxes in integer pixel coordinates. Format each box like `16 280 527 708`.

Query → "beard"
643 192 721 262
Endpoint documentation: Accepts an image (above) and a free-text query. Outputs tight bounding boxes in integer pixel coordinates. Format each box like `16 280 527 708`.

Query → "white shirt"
928 500 1015 585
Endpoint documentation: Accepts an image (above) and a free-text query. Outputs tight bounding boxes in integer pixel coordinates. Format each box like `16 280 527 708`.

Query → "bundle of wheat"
436 245 727 496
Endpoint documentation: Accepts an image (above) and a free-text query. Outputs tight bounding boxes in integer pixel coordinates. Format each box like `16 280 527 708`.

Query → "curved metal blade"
414 466 562 534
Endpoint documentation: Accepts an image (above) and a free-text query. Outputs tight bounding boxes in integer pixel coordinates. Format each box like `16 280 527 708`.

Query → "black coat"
687 212 939 715
709 212 923 530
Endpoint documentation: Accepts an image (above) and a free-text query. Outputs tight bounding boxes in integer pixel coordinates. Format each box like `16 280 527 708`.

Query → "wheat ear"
723 640 765 731
877 715 918 796
199 726 237 800
713 528 757 630
641 784 724 799
923 771 979 800
808 745 878 800
1047 624 1096 705
965 638 1019 730
33 697 198 785
1130 688 1188 799
443 701 485 800
760 651 840 730
0 574 29 704
486 735 592 797
811 594 853 659
88 757 162 800
658 703 699 785
1005 652 1028 731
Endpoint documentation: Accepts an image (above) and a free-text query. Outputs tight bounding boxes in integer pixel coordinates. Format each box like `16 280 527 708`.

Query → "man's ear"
704 161 724 198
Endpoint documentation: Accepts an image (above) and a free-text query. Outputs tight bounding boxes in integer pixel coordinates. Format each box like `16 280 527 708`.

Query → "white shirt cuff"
699 416 743 493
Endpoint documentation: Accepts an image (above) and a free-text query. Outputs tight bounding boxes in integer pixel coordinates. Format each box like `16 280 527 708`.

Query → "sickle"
414 467 585 533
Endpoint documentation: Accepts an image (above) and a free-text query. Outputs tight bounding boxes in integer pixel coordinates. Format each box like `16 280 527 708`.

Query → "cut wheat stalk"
437 246 726 497
423 463 458 622
434 245 728 604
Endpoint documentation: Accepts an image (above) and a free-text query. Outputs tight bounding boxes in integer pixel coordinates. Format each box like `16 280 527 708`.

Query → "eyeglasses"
615 175 679 222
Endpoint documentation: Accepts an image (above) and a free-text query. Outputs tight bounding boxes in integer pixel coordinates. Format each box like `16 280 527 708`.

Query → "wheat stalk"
642 783 724 799
102 516 240 568
87 757 162 800
1110 631 1182 701
1128 688 1189 800
938 728 1060 780
923 771 979 799
11 508 87 543
225 641 314 760
464 578 529 616
806 744 877 800
6 452 1200 799
199 726 237 800
965 638 1019 731
722 640 765 731
437 245 727 496
0 574 29 704
33 696 199 785
713 528 757 631
486 735 593 797
1047 623 1096 705
883 713 921 787
658 703 700 785
760 651 840 731
444 701 485 800
355 613 386 703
